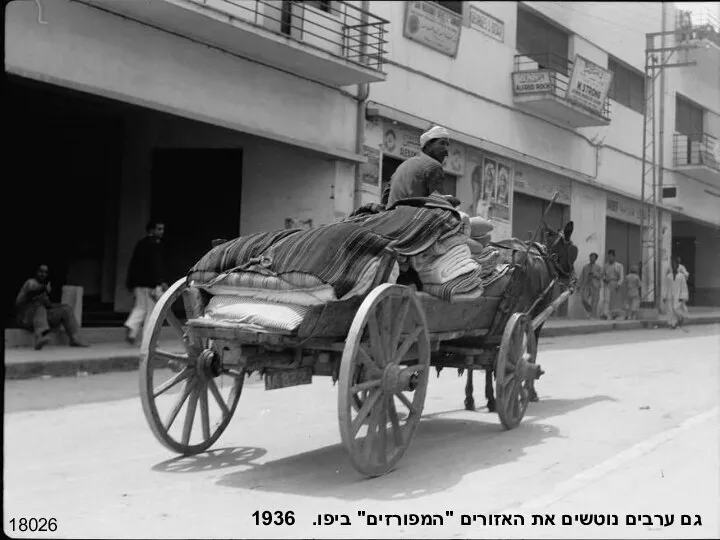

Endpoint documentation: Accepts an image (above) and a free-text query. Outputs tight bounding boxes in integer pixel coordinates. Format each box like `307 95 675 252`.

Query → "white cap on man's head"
420 125 450 149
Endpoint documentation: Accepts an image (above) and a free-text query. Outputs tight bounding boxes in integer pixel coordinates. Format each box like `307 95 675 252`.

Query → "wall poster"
468 150 514 241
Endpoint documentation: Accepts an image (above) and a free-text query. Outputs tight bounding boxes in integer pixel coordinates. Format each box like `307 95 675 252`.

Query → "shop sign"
469 6 504 43
513 166 571 205
512 71 553 95
403 1 462 58
566 55 613 115
606 195 642 225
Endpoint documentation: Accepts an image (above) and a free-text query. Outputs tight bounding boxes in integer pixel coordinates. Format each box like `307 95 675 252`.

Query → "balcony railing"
673 132 720 172
195 0 389 71
676 9 720 48
513 52 612 120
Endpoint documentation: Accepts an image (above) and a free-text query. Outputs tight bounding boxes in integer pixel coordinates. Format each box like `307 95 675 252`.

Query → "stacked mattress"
188 196 505 332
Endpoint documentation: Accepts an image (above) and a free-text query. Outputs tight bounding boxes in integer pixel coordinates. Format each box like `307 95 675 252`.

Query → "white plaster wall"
568 183 607 317
112 111 350 310
5 0 358 155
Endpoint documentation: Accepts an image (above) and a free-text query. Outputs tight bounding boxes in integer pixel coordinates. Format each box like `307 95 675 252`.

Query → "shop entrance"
605 217 642 273
151 149 243 281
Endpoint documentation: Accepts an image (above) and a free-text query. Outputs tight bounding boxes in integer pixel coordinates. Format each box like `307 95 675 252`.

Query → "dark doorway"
150 149 243 282
4 76 124 326
673 236 696 304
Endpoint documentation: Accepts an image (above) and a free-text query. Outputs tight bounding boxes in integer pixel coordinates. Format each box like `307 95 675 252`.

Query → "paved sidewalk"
5 310 720 380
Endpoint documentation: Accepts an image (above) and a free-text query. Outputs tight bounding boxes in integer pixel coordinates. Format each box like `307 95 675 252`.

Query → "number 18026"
9 518 58 532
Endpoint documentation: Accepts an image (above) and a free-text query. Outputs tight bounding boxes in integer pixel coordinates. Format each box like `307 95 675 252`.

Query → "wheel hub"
197 349 222 379
382 364 419 393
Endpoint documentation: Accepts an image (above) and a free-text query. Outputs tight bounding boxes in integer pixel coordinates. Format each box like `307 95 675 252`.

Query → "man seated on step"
15 264 89 350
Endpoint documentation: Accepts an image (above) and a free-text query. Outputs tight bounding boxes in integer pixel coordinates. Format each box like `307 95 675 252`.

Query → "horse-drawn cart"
139 229 575 477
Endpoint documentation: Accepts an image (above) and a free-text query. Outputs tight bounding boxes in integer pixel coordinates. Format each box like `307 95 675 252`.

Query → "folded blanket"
203 284 337 307
188 205 465 299
203 296 309 331
413 243 480 285
422 266 485 301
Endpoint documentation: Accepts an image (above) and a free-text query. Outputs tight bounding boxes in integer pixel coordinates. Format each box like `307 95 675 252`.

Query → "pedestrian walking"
124 220 168 345
602 249 625 320
579 252 602 318
624 265 642 320
15 264 88 350
663 259 690 329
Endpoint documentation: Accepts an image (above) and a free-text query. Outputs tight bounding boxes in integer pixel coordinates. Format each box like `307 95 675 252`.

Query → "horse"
461 221 579 412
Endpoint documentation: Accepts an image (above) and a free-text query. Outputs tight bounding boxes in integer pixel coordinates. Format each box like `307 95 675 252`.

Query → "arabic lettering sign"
469 6 504 42
382 122 465 175
513 166 571 205
403 1 462 58
566 55 613 115
606 196 642 225
512 71 553 95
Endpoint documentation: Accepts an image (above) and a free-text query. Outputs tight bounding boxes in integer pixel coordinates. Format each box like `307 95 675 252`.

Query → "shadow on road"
523 395 617 424
152 446 267 474
149 395 613 500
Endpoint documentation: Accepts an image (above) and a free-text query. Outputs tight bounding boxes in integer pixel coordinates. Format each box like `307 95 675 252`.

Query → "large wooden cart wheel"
495 313 541 430
338 284 430 477
139 278 244 455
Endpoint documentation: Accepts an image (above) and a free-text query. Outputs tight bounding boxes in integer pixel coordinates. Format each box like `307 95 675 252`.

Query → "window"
675 95 704 141
429 1 464 15
607 58 645 114
306 1 333 13
516 6 570 74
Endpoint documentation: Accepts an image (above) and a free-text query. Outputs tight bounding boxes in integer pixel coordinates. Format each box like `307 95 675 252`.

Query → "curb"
5 317 719 380
6 354 140 380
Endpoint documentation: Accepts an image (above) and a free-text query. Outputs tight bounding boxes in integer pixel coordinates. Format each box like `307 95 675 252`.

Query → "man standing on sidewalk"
579 252 602 318
15 264 88 350
602 249 625 320
124 220 168 345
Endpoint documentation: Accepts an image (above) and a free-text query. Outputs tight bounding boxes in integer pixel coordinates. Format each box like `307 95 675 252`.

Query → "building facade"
4 0 388 318
4 0 719 324
358 0 720 312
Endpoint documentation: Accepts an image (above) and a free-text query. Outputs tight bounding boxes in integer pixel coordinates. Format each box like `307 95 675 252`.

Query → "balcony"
673 132 720 185
82 0 388 87
512 53 611 128
675 10 720 73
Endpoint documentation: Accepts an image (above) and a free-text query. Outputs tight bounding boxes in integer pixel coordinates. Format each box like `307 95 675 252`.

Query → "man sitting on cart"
381 125 460 208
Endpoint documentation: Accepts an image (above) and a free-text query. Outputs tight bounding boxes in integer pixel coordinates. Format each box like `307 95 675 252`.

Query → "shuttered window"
516 6 570 74
675 95 705 141
608 57 645 115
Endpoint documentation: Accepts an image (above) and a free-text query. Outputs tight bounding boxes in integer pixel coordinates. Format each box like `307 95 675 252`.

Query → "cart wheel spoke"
367 312 386 367
207 378 231 419
362 404 380 462
181 383 201 446
377 401 388 465
380 297 396 361
165 310 186 339
199 383 211 441
395 391 418 417
351 379 381 394
393 326 423 363
153 367 192 398
164 378 196 431
388 395 404 448
352 388 382 437
389 297 411 355
154 349 190 365
358 345 381 372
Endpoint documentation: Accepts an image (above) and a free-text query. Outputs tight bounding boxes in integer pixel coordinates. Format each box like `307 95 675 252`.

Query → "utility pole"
640 12 697 310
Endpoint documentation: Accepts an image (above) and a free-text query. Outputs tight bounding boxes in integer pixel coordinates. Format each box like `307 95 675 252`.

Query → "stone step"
4 326 176 349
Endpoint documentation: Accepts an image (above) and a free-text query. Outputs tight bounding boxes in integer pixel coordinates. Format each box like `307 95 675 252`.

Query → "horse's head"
543 221 579 283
